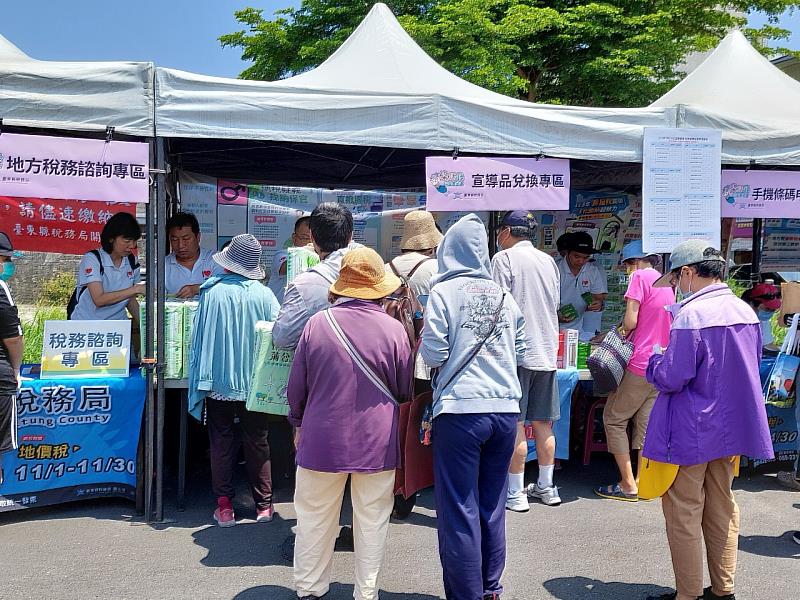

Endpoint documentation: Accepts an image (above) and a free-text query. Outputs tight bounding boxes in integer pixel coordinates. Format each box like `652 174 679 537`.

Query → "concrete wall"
9 252 80 305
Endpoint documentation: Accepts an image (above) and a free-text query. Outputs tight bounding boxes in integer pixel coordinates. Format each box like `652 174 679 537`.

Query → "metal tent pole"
751 218 763 282
143 139 157 523
155 136 167 522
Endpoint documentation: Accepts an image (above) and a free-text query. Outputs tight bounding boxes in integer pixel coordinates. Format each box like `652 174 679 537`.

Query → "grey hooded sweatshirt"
420 214 526 418
273 241 363 349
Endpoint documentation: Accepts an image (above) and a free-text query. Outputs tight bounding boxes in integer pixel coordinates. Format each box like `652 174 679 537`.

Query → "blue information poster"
0 371 145 512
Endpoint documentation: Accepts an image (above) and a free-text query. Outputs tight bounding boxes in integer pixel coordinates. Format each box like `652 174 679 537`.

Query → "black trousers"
206 399 273 509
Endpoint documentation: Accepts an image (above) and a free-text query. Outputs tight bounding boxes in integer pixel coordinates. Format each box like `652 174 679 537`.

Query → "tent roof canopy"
652 30 800 125
1 6 799 165
0 33 154 137
156 3 671 163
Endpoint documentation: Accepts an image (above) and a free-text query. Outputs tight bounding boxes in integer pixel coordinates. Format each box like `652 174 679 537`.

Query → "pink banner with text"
0 133 149 204
721 170 800 218
425 156 570 211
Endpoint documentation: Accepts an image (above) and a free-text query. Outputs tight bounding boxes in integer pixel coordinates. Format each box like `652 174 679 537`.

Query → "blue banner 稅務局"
0 371 145 511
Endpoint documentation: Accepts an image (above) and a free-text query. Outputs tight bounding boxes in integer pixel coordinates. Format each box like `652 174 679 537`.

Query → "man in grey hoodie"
421 214 526 600
273 203 361 350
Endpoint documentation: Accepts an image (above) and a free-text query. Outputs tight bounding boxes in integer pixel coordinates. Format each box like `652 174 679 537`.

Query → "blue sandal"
594 483 638 502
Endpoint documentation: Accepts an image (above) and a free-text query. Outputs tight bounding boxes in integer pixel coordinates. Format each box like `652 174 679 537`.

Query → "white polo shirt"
164 249 222 296
72 249 141 321
557 257 608 335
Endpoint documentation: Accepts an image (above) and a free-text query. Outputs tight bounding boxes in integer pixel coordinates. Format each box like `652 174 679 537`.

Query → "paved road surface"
2 458 798 599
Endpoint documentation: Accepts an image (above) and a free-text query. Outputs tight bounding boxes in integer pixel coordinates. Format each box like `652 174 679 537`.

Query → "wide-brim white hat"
213 234 266 280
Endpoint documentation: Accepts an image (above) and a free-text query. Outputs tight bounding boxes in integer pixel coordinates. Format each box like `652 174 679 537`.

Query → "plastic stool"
582 398 607 466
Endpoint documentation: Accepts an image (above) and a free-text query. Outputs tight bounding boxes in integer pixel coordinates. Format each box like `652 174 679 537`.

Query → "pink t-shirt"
626 268 675 376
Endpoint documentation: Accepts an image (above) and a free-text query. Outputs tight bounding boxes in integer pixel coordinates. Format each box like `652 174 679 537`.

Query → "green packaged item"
577 342 591 369
558 304 578 321
139 301 188 379
247 321 294 416
182 301 199 379
581 292 594 305
286 246 320 285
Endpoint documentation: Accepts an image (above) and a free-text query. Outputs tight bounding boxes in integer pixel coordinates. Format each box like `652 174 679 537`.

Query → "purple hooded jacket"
643 283 774 466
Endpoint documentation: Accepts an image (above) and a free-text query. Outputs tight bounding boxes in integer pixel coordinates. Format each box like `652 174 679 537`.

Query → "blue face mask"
757 308 775 323
0 261 14 281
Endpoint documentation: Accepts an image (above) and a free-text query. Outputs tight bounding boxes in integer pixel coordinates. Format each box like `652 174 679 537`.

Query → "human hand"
176 284 200 299
587 300 603 312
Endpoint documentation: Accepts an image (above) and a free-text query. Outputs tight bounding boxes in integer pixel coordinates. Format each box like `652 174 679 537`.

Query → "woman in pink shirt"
595 240 675 501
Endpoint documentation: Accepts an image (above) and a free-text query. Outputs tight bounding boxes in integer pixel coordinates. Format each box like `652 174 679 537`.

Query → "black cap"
555 232 576 253
0 232 15 258
563 231 599 255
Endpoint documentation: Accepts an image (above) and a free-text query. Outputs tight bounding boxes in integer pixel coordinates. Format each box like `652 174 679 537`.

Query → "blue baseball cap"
500 210 537 229
621 240 647 262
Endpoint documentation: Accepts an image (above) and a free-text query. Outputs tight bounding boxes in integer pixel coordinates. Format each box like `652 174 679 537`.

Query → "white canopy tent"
155 3 672 164
0 34 154 137
651 30 800 165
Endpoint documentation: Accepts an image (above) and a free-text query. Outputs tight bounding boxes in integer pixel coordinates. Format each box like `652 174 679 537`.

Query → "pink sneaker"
256 505 274 523
213 497 236 528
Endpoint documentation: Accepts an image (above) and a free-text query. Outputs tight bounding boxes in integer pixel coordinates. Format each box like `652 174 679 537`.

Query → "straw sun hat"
212 234 266 280
400 210 443 251
330 247 401 300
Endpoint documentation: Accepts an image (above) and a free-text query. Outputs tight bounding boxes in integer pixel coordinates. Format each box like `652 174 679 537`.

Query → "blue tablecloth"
526 369 579 462
0 371 145 512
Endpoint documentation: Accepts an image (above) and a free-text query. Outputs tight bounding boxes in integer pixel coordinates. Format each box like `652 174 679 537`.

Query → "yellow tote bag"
638 457 679 500
638 456 741 500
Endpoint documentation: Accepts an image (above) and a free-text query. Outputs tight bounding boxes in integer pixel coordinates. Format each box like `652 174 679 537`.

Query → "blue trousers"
433 412 517 600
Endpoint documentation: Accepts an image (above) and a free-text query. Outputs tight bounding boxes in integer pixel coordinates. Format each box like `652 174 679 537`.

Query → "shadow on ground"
738 531 800 559
543 576 673 600
232 583 440 600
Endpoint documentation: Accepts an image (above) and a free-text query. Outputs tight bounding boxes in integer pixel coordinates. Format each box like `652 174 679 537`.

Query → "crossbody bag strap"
436 292 505 392
407 257 433 279
388 259 402 278
324 309 398 405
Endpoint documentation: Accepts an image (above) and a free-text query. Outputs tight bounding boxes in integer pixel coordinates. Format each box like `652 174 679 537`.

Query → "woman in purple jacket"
287 247 413 600
644 240 773 600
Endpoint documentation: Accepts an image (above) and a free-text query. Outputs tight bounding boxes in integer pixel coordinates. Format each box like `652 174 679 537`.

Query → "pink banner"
721 169 800 218
425 156 570 212
0 133 149 203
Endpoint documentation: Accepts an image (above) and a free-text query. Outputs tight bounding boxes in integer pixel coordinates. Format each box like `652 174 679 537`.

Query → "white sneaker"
505 490 530 512
526 483 561 506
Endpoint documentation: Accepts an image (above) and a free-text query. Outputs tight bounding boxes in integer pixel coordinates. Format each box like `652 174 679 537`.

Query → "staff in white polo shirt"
165 212 223 298
71 212 144 323
556 231 608 339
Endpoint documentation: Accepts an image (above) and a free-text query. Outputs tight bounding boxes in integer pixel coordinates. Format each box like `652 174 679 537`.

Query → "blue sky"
0 2 797 79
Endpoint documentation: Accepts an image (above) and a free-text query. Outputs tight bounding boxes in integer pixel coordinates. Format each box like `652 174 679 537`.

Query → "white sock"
508 472 525 494
537 464 555 489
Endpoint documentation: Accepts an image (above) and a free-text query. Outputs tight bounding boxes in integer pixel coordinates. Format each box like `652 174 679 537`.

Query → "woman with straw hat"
288 247 414 600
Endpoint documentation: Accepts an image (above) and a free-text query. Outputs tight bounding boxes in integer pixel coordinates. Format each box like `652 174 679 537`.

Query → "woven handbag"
586 326 634 394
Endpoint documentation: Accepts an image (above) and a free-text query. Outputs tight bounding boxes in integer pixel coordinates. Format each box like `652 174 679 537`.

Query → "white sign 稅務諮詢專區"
425 156 570 212
642 128 722 254
0 133 148 203
41 320 131 379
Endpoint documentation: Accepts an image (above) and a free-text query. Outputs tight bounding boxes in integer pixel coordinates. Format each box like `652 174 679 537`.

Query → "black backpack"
66 250 139 319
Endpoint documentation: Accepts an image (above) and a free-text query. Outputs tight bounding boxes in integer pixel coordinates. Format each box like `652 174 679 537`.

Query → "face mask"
757 309 775 323
675 269 694 301
0 261 14 281
495 230 506 253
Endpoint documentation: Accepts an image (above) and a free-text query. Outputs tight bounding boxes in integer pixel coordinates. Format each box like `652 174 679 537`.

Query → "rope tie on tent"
105 126 115 143
451 146 459 160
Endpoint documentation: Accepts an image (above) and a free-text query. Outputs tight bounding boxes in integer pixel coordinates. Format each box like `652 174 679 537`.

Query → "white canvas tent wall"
0 34 154 137
156 3 672 164
651 30 800 165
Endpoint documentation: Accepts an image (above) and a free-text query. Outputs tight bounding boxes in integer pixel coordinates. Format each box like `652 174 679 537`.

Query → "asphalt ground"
1 455 798 600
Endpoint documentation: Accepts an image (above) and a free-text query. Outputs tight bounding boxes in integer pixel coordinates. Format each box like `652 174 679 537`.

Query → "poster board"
642 128 722 253
178 171 487 273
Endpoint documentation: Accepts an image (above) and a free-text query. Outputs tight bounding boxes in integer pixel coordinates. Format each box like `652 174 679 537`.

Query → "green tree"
220 1 800 106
